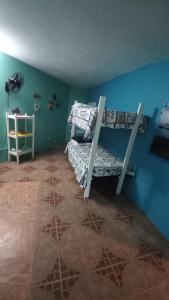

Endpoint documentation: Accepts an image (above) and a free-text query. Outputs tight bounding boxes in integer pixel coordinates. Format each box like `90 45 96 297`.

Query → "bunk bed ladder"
116 102 144 195
84 96 106 198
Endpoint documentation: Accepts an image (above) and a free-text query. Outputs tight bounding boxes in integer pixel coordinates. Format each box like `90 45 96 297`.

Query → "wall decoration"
55 102 61 108
151 101 169 160
34 103 40 112
48 101 55 111
52 94 57 101
33 93 42 100
11 107 21 114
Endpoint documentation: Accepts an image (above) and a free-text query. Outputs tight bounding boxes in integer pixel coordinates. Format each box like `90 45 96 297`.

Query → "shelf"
9 149 32 156
7 114 34 120
6 111 35 164
8 133 33 138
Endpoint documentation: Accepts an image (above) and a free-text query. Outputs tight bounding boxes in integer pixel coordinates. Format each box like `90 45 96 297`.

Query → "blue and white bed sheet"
68 103 149 140
66 140 134 188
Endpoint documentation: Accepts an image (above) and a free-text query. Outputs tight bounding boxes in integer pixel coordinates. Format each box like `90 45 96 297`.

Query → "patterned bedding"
68 103 97 139
68 103 149 139
66 140 135 188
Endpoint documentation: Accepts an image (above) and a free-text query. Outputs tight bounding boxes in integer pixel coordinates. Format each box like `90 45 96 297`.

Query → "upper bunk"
68 101 149 140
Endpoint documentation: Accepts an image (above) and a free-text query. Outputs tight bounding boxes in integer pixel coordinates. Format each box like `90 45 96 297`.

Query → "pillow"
72 136 92 143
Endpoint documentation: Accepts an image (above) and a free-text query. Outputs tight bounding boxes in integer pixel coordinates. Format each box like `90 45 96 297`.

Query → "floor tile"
32 231 59 285
0 283 30 300
0 182 40 209
0 255 32 286
0 150 169 300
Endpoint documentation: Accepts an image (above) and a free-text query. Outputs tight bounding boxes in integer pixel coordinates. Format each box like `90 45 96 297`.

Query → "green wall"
0 52 70 162
65 86 87 141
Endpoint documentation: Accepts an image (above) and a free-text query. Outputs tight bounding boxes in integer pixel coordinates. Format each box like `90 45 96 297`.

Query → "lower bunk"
65 139 135 194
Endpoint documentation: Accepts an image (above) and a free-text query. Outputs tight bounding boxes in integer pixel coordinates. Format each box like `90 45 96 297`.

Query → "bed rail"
116 102 144 195
84 96 106 198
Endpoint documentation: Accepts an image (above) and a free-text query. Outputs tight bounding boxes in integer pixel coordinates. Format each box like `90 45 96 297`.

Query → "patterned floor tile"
0 164 12 174
38 201 57 229
56 198 88 224
122 260 165 297
43 191 64 208
59 225 103 272
0 150 169 300
56 216 71 241
139 252 166 273
17 176 33 182
44 157 57 163
32 281 62 300
0 283 30 300
45 165 58 173
100 219 140 260
21 165 37 173
32 232 58 285
114 212 135 226
150 280 169 300
81 211 105 234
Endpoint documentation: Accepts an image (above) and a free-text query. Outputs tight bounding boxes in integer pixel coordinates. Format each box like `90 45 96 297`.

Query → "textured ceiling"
0 0 169 87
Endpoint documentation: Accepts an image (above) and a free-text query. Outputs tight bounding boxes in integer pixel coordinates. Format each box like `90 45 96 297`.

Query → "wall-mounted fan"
5 72 25 107
5 72 24 93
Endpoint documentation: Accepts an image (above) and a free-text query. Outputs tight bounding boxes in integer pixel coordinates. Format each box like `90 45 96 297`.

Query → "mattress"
66 140 135 188
68 102 149 139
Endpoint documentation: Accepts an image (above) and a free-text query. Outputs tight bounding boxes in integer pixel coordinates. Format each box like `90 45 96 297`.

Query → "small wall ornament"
151 100 169 160
48 101 55 111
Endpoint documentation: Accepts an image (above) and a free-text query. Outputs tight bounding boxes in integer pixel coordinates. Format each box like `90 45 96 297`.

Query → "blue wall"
88 60 169 240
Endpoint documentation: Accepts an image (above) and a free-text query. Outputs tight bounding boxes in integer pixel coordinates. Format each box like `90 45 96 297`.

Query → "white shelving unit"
6 113 35 164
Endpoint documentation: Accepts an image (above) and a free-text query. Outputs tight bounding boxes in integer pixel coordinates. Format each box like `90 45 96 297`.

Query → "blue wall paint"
88 60 169 240
0 52 70 162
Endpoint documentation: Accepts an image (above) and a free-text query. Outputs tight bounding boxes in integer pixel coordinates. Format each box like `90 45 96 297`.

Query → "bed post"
84 96 106 198
116 102 144 195
71 100 78 138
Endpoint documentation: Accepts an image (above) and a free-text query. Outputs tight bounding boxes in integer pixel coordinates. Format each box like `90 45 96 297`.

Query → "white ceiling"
0 0 169 88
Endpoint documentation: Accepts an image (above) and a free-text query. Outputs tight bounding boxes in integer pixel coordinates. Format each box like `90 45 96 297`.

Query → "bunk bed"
66 96 147 198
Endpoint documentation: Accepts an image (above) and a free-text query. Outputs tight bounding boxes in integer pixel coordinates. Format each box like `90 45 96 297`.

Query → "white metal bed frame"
70 96 144 198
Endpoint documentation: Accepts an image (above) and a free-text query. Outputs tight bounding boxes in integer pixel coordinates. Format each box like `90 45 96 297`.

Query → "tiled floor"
0 180 40 300
0 149 169 300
